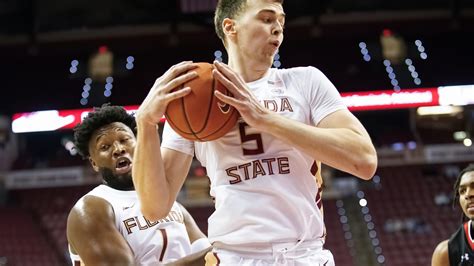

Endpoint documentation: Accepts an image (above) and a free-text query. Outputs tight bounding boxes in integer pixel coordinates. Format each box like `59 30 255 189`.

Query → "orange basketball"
165 62 239 141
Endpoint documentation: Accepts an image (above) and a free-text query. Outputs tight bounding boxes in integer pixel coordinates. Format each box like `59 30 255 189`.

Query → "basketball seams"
165 62 238 141
196 72 238 140
168 86 238 141
201 107 238 141
165 82 203 140
181 81 204 141
191 68 215 135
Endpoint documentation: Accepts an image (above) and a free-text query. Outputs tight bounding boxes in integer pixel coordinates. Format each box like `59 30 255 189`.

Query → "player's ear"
222 18 236 39
88 157 99 172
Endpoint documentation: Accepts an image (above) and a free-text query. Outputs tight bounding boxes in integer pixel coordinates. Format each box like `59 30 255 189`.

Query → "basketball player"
67 105 211 265
133 0 378 264
432 164 474 266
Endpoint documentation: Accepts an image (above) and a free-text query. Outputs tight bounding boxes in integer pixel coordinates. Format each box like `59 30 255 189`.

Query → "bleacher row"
0 165 465 266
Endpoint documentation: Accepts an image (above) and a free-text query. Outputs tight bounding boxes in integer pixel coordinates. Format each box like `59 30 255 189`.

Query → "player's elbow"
141 204 172 222
355 151 378 180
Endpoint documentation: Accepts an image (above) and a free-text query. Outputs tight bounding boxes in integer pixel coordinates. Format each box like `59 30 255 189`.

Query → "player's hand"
136 61 198 126
204 251 218 266
212 61 273 131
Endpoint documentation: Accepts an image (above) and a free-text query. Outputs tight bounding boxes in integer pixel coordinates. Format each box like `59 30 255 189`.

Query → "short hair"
453 164 474 205
73 104 136 159
214 0 284 45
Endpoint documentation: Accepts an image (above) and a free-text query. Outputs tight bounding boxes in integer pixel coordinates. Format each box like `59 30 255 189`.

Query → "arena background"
1 0 474 265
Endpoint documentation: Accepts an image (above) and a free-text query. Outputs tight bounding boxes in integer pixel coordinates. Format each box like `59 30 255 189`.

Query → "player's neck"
227 52 270 83
104 181 135 191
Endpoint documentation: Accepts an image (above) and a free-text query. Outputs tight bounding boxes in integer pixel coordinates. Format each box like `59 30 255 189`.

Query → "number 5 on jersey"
239 122 264 155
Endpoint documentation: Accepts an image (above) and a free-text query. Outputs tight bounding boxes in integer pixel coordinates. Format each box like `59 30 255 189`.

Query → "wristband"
190 237 212 253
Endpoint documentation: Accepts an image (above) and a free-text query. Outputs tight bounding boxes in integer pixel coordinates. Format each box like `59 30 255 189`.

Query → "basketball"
165 62 239 141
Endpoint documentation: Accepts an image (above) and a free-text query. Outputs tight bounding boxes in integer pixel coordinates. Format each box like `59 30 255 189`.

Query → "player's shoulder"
432 239 449 266
273 66 326 87
69 185 114 217
67 190 118 258
274 65 323 77
85 184 128 202
272 66 327 92
434 239 449 254
68 194 115 233
71 192 112 215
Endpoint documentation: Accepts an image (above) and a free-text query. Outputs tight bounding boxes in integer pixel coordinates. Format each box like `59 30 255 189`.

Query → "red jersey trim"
463 220 474 251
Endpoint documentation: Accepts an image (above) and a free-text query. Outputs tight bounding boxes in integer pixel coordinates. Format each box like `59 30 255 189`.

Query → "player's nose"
112 142 126 157
272 22 283 36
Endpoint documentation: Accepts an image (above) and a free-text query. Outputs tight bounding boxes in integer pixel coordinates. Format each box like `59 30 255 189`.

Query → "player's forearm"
133 121 173 221
261 113 377 180
164 246 212 266
82 255 135 266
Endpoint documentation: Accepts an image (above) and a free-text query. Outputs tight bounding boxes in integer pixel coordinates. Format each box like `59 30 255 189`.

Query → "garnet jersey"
448 220 474 266
162 66 346 246
69 185 192 265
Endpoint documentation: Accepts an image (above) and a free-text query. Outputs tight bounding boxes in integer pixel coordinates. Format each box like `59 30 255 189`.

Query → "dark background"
1 1 473 266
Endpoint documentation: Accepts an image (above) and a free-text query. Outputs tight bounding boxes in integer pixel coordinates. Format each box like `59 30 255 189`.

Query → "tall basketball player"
133 0 377 264
432 164 474 266
67 105 211 265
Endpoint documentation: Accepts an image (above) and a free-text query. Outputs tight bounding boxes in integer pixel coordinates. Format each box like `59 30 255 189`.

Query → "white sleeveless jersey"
69 185 192 265
162 66 346 246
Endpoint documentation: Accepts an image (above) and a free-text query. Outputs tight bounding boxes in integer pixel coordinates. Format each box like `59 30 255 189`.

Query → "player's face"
88 122 136 190
233 0 285 66
458 171 474 220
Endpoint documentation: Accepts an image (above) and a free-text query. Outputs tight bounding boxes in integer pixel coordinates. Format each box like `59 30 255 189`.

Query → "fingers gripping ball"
165 62 239 141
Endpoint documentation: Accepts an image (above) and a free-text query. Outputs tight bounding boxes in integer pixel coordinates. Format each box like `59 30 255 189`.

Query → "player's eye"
279 21 285 29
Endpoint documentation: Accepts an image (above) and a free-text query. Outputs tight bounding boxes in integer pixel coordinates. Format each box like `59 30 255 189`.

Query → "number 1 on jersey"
158 228 168 262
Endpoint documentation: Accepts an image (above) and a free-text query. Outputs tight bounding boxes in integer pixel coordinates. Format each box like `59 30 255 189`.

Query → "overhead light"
464 138 472 147
417 106 463 116
454 131 467 141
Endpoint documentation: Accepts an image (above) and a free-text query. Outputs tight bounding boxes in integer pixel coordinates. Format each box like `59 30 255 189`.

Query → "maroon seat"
365 164 463 266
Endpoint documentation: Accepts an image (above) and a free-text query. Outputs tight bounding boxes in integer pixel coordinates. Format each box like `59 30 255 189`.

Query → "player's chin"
464 208 474 219
116 170 132 180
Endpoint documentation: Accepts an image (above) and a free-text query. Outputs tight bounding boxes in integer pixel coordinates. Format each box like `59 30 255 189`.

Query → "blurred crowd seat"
365 164 461 266
0 207 63 265
323 199 355 266
1 163 466 265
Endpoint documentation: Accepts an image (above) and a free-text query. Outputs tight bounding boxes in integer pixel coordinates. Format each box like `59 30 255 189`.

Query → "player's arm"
134 123 194 221
134 61 197 221
268 109 377 180
212 61 377 180
67 195 134 265
164 248 213 266
165 204 212 266
179 203 208 242
432 240 450 266
161 203 211 266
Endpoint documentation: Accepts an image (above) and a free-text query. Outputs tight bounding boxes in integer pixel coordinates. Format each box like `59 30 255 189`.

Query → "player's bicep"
162 147 194 188
66 196 134 265
317 109 370 138
431 240 449 266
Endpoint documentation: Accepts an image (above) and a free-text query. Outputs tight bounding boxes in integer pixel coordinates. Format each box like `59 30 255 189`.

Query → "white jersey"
68 185 192 265
162 66 346 247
